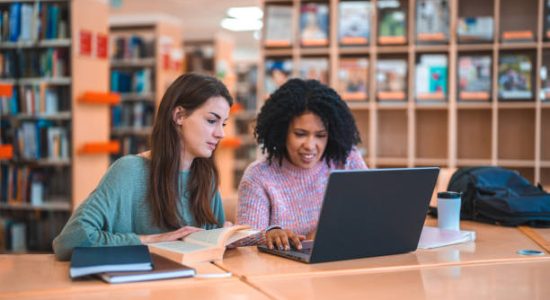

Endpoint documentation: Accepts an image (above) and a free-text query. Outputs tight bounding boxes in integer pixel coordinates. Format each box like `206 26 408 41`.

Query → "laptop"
258 167 440 263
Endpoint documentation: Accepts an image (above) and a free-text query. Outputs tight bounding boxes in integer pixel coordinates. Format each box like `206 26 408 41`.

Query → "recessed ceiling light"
227 7 263 20
221 18 263 31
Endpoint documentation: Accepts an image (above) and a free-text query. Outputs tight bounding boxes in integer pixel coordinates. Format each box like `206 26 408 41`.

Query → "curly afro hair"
255 78 361 166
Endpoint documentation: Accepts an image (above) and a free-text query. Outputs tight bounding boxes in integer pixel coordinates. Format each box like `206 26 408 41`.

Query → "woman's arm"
237 178 271 230
52 186 142 260
52 157 145 260
346 147 368 170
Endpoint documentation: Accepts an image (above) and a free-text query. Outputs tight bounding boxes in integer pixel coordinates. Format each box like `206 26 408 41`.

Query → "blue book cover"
111 105 122 127
70 245 153 278
111 70 120 92
0 165 7 202
429 66 448 93
0 12 3 42
9 87 19 114
47 4 60 39
9 3 21 42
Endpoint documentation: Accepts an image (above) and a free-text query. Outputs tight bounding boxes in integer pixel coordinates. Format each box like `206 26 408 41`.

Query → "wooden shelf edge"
0 201 71 212
376 157 408 166
2 158 71 167
414 158 448 166
497 159 536 167
456 159 493 166
111 127 152 136
79 141 120 155
79 91 121 105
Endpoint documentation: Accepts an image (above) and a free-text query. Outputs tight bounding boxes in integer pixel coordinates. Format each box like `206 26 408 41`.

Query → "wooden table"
518 226 550 253
0 255 268 300
215 220 549 279
248 259 550 299
2 221 549 299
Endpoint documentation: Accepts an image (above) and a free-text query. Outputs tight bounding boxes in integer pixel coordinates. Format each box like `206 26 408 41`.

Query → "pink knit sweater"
236 149 367 245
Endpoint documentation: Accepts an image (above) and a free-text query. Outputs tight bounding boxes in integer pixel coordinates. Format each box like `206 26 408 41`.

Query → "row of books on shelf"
0 48 68 79
110 136 149 160
265 54 547 101
265 58 329 96
111 69 153 94
0 85 68 115
0 165 45 205
12 121 69 160
111 102 154 129
264 0 541 47
0 2 67 43
112 35 155 60
0 218 26 252
0 215 68 252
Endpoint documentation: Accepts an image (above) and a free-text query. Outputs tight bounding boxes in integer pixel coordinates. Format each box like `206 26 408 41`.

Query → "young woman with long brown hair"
53 73 232 260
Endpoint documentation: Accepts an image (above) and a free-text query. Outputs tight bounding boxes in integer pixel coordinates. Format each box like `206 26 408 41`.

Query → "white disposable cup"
437 191 462 231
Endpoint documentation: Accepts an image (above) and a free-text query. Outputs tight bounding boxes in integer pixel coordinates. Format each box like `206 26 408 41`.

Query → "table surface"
0 254 269 300
215 220 549 279
248 259 550 300
2 220 549 299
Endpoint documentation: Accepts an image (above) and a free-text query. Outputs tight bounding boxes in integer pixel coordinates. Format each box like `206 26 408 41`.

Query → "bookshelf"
0 0 110 252
260 0 550 188
108 15 183 160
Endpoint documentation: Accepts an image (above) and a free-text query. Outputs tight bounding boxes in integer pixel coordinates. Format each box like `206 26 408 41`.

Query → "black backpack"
447 167 550 227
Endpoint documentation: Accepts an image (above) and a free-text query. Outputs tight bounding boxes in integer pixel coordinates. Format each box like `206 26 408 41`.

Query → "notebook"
70 245 153 278
258 167 440 263
98 254 195 284
417 226 476 249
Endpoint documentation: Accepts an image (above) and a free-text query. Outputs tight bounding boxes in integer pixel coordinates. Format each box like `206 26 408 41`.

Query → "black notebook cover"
98 253 196 284
70 245 153 278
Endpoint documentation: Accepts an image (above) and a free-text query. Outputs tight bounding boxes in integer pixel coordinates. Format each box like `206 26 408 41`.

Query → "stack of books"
70 245 195 284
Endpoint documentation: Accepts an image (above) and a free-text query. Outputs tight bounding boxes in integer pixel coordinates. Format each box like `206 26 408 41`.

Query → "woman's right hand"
265 228 305 251
139 226 203 244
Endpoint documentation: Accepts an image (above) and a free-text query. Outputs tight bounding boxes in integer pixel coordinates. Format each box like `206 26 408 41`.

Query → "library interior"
1 0 550 298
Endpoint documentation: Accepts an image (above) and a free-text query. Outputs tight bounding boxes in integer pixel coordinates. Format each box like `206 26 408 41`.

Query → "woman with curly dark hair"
237 78 367 251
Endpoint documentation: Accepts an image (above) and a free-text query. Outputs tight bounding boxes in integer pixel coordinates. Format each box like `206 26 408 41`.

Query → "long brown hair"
149 73 232 229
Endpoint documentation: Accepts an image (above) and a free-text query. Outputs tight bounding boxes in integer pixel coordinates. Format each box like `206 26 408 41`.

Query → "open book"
148 225 259 264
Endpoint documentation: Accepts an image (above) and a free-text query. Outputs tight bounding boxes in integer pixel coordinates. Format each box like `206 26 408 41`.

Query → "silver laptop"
258 167 440 263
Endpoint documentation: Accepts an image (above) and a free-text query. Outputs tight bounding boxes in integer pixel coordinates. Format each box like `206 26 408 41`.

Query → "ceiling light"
221 18 263 31
377 0 401 9
227 7 263 20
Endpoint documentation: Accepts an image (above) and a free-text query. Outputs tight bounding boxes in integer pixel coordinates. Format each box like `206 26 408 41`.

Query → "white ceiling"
109 0 261 60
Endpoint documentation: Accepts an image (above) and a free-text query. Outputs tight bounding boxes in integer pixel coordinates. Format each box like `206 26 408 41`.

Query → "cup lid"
438 191 462 199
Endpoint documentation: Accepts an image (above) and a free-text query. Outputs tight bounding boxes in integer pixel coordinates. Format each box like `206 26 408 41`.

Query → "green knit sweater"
52 155 225 260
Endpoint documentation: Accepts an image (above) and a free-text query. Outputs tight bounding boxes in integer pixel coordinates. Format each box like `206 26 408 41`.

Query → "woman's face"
174 96 230 162
286 112 328 169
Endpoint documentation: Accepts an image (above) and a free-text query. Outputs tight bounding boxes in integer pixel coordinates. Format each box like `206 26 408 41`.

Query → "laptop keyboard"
293 247 312 254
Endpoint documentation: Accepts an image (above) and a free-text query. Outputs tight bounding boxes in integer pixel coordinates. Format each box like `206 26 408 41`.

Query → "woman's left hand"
139 226 203 244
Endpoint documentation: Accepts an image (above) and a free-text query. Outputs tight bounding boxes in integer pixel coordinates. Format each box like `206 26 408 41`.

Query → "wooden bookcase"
0 0 110 252
108 15 183 160
260 0 550 189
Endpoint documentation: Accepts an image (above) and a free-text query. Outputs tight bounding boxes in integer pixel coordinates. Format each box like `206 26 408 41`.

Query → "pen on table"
194 272 232 279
